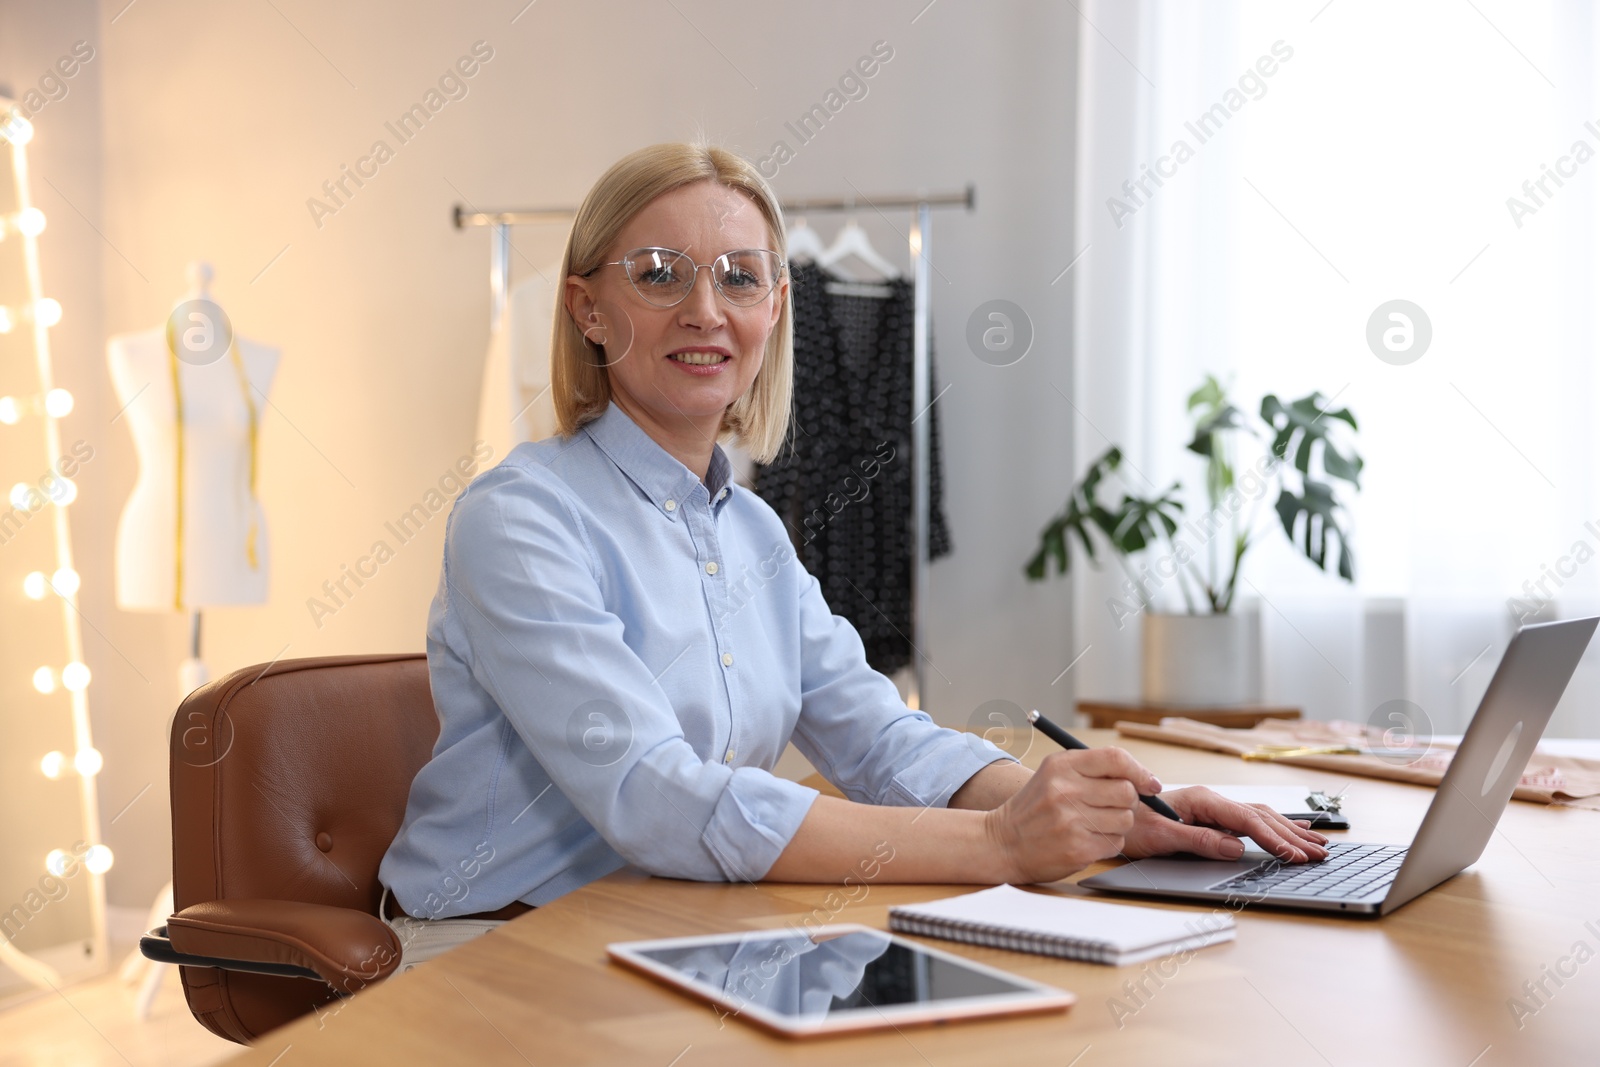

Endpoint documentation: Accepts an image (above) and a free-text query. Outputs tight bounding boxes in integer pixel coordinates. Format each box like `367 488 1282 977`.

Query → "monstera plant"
1025 375 1362 618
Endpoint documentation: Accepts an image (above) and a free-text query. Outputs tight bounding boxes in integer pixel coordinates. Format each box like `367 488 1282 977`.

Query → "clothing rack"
453 184 975 711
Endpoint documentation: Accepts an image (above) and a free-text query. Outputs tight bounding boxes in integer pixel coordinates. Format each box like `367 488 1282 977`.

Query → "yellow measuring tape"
163 320 261 609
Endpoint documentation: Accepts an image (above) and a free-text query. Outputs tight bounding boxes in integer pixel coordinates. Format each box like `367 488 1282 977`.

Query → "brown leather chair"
141 653 438 1043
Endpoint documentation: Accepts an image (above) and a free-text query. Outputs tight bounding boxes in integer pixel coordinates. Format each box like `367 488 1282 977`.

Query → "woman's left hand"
1121 786 1330 863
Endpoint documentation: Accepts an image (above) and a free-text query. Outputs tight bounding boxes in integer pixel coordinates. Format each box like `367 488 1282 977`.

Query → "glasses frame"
582 246 787 308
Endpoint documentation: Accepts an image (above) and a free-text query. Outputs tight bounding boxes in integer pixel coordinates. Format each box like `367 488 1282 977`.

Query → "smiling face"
564 180 787 461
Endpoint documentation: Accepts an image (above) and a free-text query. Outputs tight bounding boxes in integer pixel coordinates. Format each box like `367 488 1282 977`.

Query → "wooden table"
223 731 1600 1065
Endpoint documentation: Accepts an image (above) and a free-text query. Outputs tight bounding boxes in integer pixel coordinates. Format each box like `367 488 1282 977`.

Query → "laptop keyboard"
1210 843 1409 900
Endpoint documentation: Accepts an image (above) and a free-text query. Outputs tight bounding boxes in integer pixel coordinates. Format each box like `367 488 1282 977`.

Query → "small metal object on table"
1075 700 1302 730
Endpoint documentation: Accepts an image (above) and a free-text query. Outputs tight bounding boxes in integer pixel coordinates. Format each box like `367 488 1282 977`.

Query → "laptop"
1079 616 1598 916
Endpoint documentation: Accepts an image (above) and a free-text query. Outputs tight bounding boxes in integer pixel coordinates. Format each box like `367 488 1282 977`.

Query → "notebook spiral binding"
887 914 1115 964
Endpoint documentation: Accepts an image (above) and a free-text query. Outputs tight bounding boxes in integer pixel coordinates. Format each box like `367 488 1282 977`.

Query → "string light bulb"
49 477 76 505
44 849 71 877
51 567 79 596
23 571 48 599
61 661 90 692
44 388 72 417
84 845 113 875
15 207 45 237
1 113 34 146
34 297 61 327
40 751 65 779
0 306 12 333
0 396 18 424
32 666 55 694
73 747 102 776
8 483 32 509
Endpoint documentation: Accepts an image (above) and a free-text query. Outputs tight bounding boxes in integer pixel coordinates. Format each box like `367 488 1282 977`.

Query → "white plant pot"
1141 611 1262 706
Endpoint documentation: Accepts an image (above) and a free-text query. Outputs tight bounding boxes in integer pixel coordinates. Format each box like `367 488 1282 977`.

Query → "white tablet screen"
629 927 1035 1019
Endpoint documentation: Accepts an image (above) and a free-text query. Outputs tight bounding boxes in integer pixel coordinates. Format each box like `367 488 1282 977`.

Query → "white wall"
2 0 1080 909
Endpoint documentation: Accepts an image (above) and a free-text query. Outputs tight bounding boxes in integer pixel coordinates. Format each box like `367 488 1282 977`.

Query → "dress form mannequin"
108 262 279 687
108 262 278 1020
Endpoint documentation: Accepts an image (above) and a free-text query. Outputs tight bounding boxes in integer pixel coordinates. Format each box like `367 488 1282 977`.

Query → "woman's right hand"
982 748 1163 884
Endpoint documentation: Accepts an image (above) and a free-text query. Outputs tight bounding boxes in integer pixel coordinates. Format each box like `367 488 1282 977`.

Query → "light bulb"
73 747 103 776
0 307 12 333
16 207 46 237
23 571 48 599
32 666 55 694
1 113 34 146
61 661 90 691
45 849 70 877
44 388 73 417
9 483 32 509
84 845 113 875
40 751 66 779
34 298 62 327
0 396 18 424
51 567 80 596
51 478 76 505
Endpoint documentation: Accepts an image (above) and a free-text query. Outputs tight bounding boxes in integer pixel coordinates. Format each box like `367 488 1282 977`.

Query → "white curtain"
1070 0 1600 736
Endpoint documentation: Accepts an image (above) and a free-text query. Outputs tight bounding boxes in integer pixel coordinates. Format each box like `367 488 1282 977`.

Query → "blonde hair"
551 143 793 463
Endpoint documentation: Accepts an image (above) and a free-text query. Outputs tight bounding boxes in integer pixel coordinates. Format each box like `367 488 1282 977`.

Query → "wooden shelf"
1076 700 1301 730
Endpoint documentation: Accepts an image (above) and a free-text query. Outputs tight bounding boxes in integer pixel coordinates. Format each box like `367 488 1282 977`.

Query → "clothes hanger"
785 216 829 264
818 208 903 281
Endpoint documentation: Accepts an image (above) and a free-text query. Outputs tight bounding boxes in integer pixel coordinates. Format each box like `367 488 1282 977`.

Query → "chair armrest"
141 925 322 980
164 899 403 992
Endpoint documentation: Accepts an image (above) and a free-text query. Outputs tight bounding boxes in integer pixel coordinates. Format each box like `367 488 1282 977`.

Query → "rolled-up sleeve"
786 569 1016 807
443 465 819 883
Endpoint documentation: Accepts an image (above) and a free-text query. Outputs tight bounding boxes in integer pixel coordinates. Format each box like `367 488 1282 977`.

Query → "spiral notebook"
888 885 1235 966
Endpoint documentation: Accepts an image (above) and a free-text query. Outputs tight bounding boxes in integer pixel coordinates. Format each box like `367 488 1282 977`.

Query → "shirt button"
721 652 734 667
705 561 719 576
724 749 736 764
663 499 677 512
716 489 728 501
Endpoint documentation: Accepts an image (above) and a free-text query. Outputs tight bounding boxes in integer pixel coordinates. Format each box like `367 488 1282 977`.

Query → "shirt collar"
583 402 735 516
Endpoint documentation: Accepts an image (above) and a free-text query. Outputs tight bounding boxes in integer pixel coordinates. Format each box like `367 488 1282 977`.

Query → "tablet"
607 923 1075 1038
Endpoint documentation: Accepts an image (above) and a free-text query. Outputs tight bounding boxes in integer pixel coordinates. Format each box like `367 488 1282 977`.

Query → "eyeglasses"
583 247 785 308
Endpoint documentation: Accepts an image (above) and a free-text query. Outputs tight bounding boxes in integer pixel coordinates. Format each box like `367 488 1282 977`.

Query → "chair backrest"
170 654 437 1042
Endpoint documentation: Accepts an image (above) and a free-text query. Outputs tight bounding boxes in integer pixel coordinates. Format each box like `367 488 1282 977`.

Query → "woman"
377 143 1326 971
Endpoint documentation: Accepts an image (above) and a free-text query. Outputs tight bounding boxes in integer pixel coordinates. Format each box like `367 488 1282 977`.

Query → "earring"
583 325 607 345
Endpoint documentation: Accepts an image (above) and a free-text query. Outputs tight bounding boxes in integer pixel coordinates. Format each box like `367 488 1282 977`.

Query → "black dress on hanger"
754 261 951 675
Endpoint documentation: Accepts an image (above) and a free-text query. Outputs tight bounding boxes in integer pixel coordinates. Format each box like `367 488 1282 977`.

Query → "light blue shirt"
379 402 1012 918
